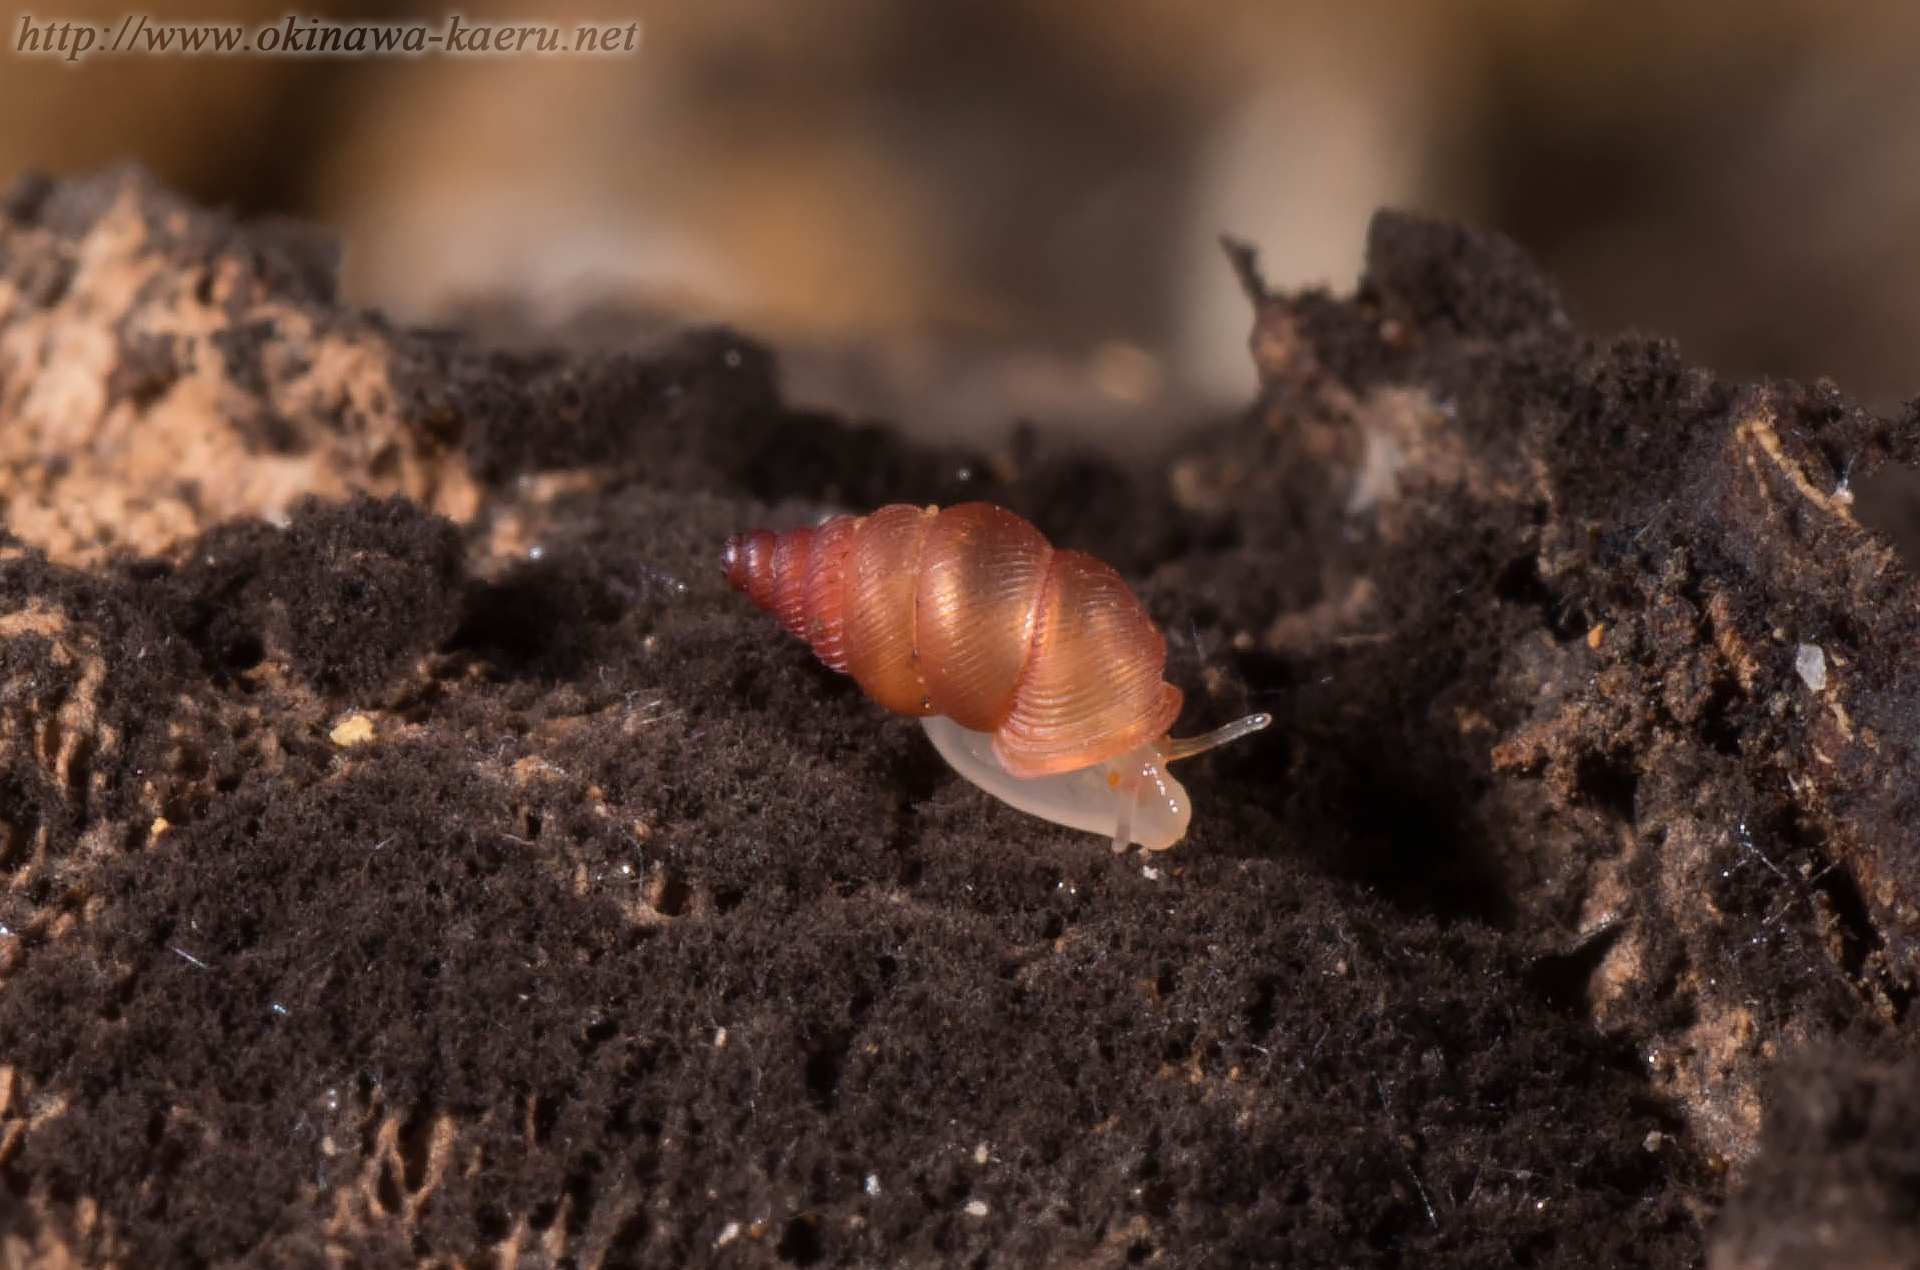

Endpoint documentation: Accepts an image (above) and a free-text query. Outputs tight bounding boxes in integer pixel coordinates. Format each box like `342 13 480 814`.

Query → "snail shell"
723 502 1268 850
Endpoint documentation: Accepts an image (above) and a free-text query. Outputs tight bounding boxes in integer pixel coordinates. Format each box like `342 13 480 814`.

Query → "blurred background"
7 0 1920 445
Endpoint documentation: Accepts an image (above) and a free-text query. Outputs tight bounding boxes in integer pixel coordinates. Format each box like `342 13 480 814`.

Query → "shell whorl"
723 503 1183 778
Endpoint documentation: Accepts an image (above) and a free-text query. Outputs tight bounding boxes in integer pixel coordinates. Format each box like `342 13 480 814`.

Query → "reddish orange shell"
723 502 1183 778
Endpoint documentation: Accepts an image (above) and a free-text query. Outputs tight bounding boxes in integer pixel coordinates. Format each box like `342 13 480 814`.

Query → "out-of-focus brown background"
7 0 1920 442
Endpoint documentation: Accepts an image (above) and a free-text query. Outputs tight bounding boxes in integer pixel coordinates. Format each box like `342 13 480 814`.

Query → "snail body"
723 502 1268 850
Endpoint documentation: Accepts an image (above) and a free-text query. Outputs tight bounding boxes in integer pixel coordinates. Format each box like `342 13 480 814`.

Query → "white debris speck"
973 1142 990 1165
713 1027 728 1049
964 1199 989 1218
1141 865 1161 881
1795 643 1827 692
864 1174 881 1196
1346 424 1406 514
714 1221 741 1248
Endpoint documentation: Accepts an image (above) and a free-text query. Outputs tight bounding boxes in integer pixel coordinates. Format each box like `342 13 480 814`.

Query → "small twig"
1220 235 1269 304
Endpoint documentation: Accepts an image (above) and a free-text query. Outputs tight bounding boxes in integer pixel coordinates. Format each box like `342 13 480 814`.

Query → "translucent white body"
920 712 1269 852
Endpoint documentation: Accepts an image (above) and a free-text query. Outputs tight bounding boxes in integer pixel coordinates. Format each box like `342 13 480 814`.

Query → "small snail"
722 502 1269 851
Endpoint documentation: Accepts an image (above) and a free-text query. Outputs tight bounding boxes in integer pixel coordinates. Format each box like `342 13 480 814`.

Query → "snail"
722 502 1269 851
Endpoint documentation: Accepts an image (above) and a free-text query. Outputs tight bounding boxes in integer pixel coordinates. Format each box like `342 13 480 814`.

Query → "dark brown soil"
1 164 1916 1269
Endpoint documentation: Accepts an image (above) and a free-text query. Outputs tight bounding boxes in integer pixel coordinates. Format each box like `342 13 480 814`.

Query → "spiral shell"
722 502 1183 779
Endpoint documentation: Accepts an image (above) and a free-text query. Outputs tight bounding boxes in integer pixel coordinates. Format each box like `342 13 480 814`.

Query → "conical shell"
723 502 1183 776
